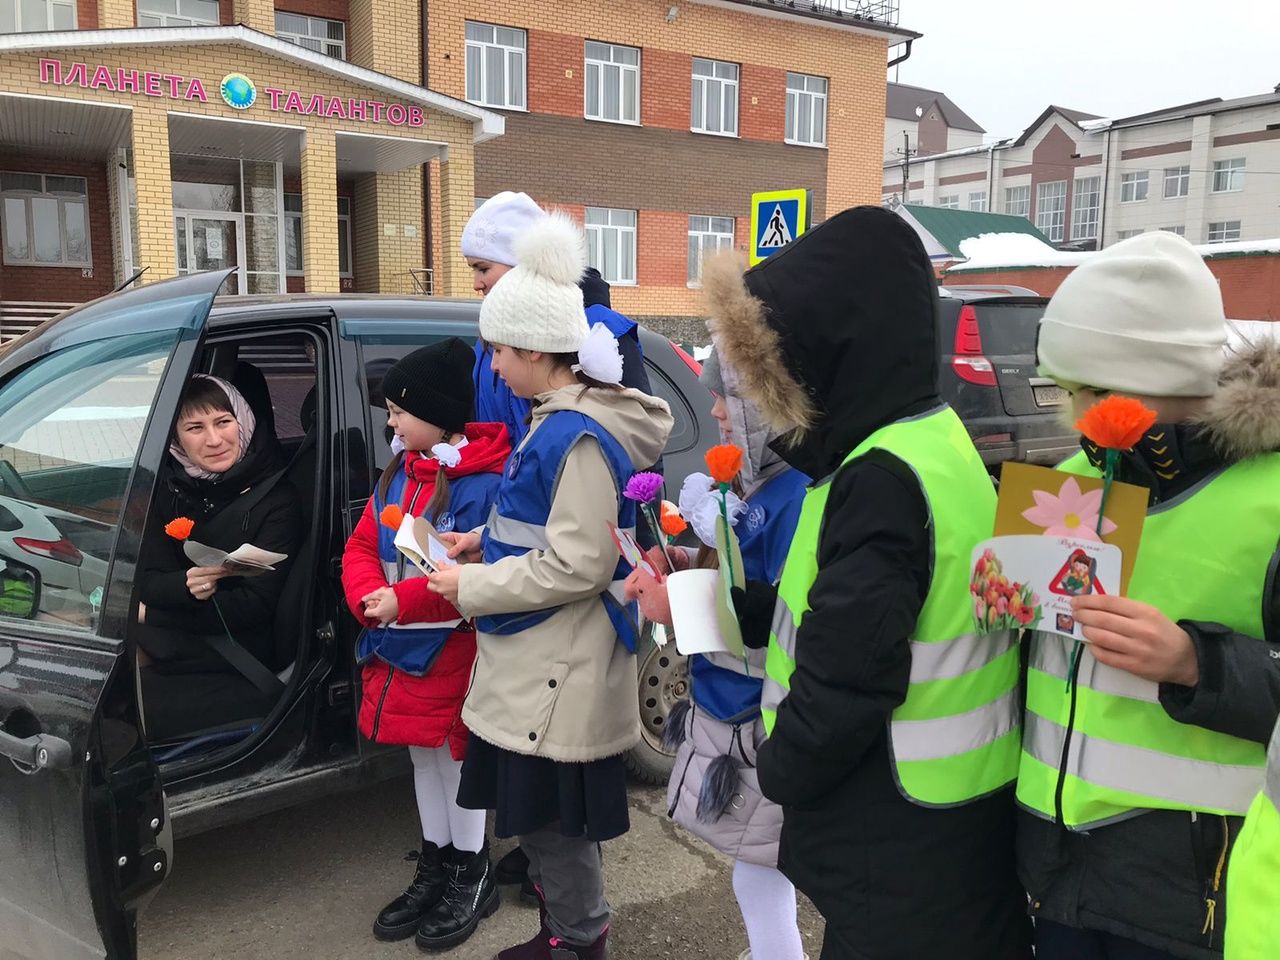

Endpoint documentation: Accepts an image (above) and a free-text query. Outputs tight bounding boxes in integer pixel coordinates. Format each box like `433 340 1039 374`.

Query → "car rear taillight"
951 305 998 386
671 342 702 376
14 536 83 566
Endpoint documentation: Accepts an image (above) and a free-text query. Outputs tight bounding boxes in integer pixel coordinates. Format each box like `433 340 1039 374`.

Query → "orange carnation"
379 504 405 530
1075 395 1158 451
705 444 743 485
660 502 688 537
164 516 195 541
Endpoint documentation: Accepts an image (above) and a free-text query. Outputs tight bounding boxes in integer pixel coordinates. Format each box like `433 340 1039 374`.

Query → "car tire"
624 619 689 786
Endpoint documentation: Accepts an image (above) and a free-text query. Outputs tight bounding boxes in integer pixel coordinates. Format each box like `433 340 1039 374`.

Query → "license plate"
1033 384 1068 407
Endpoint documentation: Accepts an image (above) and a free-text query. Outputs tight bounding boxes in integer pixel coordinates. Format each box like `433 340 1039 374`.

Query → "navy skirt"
458 734 630 842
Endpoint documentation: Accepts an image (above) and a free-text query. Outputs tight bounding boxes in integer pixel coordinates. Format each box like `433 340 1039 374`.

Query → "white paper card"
394 515 457 575
184 539 287 576
669 569 735 655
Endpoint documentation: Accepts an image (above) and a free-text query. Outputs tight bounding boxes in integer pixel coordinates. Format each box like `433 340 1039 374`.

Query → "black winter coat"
704 207 1032 960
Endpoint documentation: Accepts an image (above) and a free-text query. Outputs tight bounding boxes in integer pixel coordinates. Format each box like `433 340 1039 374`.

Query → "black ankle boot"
373 840 451 941
414 844 500 951
495 845 530 885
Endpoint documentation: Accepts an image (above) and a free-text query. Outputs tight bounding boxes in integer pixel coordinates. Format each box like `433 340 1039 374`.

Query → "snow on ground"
950 232 1280 272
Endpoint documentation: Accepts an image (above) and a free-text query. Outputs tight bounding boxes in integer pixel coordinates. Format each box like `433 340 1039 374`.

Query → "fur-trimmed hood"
700 206 941 478
1196 336 1280 462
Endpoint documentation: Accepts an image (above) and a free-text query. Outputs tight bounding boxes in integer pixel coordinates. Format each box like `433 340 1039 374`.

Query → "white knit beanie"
462 191 546 267
479 212 589 353
1037 232 1228 397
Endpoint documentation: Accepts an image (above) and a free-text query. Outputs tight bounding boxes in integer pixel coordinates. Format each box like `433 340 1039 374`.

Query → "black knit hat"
379 337 475 434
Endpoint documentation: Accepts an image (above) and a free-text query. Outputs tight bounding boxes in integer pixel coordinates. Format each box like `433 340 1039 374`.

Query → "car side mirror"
0 562 40 619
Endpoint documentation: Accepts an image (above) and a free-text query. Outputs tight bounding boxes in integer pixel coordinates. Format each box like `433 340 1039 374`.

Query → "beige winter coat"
457 384 673 762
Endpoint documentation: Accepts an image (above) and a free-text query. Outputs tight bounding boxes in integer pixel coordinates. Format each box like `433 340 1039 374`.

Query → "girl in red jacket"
341 338 510 951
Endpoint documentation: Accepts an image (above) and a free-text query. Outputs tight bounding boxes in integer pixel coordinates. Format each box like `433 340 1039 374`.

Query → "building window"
1071 176 1100 241
1212 158 1246 193
465 22 527 110
785 73 827 147
1120 171 1149 203
137 0 219 27
1207 220 1241 243
283 193 354 279
276 12 346 59
584 41 639 125
1 172 91 267
584 207 636 285
1116 229 1144 241
1004 185 1030 219
1035 181 1067 242
1160 225 1186 236
936 195 960 209
968 191 987 212
1163 165 1190 199
687 215 734 286
0 0 75 31
691 58 738 137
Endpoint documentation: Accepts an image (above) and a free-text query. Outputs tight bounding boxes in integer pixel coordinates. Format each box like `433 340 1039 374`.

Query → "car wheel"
624 619 689 786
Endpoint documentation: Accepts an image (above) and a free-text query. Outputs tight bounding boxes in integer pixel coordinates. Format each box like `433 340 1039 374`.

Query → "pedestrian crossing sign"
749 189 811 265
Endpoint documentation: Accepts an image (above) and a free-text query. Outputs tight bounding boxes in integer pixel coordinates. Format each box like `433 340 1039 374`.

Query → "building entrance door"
175 212 246 294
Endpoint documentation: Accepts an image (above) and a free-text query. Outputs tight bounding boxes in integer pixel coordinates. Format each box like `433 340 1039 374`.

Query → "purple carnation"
624 471 664 503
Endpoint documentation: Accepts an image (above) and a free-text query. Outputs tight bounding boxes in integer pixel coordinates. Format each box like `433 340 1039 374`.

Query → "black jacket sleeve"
757 452 930 807
734 581 779 650
618 333 651 395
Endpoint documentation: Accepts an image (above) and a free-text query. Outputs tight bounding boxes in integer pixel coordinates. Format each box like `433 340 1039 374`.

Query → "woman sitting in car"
136 374 302 739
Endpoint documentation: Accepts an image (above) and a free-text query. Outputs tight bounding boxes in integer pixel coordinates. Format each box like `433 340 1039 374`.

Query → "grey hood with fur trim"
699 351 789 492
1196 337 1280 463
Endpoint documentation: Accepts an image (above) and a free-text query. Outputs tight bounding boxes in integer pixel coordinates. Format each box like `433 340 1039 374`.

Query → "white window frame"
936 194 959 210
136 0 220 27
464 21 528 111
584 41 640 126
687 215 735 287
1212 158 1246 194
691 58 739 138
1 172 92 268
968 191 987 212
276 12 346 60
0 0 75 31
1160 225 1186 236
1116 229 1145 241
1071 176 1100 241
1035 180 1067 242
1120 171 1149 204
785 72 828 147
1004 184 1030 219
1163 165 1190 199
1207 220 1241 243
282 193 354 280
584 207 636 285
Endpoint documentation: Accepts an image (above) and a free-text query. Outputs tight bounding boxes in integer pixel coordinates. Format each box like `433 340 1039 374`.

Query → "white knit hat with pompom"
479 212 590 354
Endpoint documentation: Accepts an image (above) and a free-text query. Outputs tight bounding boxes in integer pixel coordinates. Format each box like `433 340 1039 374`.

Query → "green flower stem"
641 502 675 571
718 482 738 590
1066 449 1119 690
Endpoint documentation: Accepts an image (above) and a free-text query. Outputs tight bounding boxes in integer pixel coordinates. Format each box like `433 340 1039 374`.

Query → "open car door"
0 271 229 959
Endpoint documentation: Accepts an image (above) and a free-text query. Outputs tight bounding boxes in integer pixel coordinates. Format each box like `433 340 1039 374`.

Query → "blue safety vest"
689 467 808 723
358 467 499 675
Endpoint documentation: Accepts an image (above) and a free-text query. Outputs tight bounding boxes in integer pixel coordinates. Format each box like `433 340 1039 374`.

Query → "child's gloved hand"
625 567 673 627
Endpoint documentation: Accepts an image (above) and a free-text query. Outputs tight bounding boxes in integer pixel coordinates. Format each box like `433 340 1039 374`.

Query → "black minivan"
0 270 714 960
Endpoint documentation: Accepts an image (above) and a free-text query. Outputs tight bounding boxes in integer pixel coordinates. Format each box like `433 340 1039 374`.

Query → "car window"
238 338 317 441
0 329 180 631
644 359 697 455
975 303 1045 357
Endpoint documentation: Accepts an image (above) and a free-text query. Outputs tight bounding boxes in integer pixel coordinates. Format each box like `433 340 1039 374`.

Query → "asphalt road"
138 779 825 960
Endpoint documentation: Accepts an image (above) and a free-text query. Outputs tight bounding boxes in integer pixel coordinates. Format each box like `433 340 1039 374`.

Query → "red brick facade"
77 0 97 29
640 47 691 132
739 63 786 143
275 0 349 23
527 29 584 120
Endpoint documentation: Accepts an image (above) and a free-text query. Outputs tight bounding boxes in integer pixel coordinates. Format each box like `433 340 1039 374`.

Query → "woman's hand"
361 587 399 625
1073 594 1199 687
625 567 673 627
186 565 227 601
428 566 463 604
439 531 482 564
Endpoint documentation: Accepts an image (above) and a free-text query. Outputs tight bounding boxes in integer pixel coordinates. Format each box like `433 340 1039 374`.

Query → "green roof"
900 204 1054 258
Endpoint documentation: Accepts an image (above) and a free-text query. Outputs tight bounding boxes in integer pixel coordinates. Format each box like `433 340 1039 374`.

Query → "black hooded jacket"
704 207 1031 960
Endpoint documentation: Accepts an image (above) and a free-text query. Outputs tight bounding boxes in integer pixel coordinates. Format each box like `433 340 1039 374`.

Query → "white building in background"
884 82 985 162
884 84 1280 249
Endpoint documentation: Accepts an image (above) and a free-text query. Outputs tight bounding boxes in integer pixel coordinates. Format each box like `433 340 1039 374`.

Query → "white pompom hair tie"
573 322 625 384
431 442 463 468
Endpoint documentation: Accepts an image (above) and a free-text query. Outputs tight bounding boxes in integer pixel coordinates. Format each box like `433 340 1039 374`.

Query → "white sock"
732 860 805 960
408 744 486 853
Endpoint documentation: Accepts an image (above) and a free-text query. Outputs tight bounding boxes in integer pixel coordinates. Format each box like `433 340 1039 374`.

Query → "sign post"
749 189 811 266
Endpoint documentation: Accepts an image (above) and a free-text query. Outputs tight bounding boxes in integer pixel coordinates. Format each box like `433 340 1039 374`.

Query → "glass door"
175 212 245 295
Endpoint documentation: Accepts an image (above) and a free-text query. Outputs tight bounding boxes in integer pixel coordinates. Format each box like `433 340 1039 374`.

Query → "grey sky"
889 1 1280 140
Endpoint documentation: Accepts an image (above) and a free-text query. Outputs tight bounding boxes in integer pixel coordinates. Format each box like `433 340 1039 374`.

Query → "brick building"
0 0 915 331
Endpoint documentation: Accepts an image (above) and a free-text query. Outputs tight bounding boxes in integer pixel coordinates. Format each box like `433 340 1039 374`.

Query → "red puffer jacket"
341 423 510 755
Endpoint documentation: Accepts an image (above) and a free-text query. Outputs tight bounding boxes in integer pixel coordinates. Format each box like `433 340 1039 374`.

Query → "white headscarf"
168 374 257 480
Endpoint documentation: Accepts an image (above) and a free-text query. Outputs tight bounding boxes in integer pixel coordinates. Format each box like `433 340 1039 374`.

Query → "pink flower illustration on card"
1022 477 1117 541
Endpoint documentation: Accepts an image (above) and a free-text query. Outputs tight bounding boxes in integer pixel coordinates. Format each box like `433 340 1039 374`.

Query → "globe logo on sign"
220 73 256 110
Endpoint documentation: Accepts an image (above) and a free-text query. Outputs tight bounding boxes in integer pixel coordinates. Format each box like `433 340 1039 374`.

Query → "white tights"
408 744 486 854
732 859 806 960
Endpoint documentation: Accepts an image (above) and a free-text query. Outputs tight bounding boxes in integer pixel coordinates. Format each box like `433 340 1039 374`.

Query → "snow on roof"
950 233 1280 272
